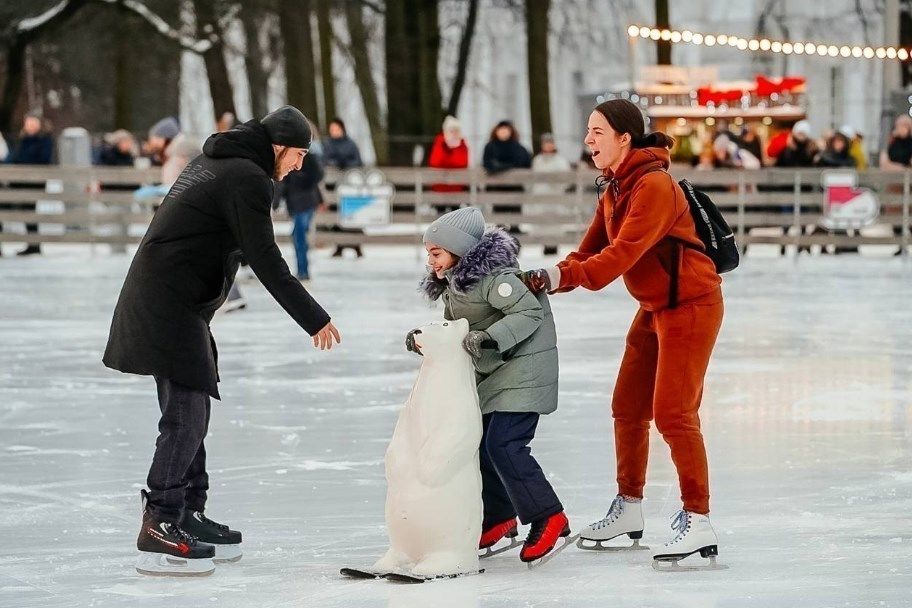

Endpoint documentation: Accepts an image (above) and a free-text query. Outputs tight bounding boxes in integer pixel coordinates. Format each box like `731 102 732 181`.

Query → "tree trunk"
240 3 270 118
525 0 552 155
193 0 237 119
0 41 27 135
316 0 336 127
113 22 133 129
385 0 441 165
343 1 387 164
655 0 671 65
446 0 479 117
279 0 319 122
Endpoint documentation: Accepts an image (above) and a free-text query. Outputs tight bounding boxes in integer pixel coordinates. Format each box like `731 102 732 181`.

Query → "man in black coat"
104 106 342 574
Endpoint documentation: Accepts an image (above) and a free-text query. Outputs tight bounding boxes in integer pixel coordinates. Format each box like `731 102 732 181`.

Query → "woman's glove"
521 268 558 293
462 330 497 358
405 329 423 356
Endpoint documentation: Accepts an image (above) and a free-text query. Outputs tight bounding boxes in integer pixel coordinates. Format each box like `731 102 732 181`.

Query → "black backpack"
677 178 740 274
665 179 739 309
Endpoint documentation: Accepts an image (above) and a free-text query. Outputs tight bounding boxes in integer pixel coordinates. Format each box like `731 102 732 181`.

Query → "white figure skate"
652 510 728 572
577 495 648 551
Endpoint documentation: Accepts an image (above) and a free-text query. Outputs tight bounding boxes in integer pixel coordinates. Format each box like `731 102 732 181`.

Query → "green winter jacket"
421 229 558 415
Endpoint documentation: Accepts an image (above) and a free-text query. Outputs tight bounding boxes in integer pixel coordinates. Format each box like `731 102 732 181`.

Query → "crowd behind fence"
0 165 909 254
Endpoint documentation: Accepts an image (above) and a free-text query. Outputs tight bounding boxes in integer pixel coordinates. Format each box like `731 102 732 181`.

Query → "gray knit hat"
423 207 485 257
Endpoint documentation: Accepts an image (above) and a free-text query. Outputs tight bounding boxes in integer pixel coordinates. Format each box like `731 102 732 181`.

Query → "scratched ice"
1 244 910 608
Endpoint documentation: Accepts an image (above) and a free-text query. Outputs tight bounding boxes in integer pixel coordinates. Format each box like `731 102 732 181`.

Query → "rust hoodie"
556 146 721 310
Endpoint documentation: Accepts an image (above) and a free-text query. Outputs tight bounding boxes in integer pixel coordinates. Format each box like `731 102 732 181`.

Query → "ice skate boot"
652 510 728 572
521 511 578 568
180 509 243 563
136 491 215 577
577 495 648 551
478 517 522 558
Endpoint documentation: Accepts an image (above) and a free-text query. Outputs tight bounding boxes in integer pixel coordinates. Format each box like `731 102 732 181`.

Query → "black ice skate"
180 509 243 563
136 491 215 577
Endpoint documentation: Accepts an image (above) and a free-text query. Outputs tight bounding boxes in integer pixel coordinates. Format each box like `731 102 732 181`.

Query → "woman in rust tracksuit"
525 99 725 564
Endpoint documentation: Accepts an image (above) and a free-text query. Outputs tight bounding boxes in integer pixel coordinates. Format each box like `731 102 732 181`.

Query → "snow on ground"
0 244 910 608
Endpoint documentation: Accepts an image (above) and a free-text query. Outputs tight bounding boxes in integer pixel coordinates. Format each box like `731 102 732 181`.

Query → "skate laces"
667 510 691 545
526 518 546 545
198 512 229 532
166 522 198 545
593 495 625 530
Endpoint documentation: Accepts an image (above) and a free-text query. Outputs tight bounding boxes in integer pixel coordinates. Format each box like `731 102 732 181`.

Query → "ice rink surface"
1 244 910 608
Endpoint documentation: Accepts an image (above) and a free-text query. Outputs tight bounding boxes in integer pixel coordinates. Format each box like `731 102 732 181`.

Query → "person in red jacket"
523 99 726 569
428 116 470 211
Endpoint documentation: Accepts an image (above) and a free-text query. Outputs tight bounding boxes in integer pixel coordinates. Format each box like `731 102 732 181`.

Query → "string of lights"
627 25 908 62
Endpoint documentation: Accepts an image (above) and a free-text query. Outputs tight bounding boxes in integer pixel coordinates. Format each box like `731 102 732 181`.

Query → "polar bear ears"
414 318 470 357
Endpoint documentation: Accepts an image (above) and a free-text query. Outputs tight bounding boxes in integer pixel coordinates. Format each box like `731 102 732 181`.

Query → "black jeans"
480 412 563 526
146 377 211 523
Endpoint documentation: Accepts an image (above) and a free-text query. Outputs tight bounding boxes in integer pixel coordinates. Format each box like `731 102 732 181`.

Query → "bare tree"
445 0 478 117
0 0 213 133
655 0 670 64
316 0 336 127
193 0 236 119
279 0 319 122
342 1 387 164
526 0 552 154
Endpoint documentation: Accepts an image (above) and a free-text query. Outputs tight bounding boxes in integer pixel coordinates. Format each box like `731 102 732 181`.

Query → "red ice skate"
520 511 571 563
478 517 522 558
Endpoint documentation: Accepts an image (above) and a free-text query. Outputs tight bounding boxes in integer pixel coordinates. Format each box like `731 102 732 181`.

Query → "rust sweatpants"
611 289 723 515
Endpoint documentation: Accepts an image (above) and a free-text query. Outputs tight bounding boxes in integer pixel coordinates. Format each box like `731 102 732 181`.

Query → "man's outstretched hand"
313 321 342 350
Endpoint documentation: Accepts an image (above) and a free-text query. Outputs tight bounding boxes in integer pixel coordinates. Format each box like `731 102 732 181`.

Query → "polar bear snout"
415 318 471 356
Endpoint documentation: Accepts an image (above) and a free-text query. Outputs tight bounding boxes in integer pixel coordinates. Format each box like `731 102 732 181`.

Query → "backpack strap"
668 240 681 310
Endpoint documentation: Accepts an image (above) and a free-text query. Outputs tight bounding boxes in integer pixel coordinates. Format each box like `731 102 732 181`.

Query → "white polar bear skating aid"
371 318 484 578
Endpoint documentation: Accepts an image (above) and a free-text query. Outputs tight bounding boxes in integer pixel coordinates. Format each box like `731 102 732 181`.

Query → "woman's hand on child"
405 329 423 356
521 268 553 293
462 330 496 358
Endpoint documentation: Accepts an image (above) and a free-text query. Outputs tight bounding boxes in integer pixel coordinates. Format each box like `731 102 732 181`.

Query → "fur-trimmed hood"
420 229 519 299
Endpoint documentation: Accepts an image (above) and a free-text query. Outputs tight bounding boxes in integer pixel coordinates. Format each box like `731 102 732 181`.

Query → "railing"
0 165 908 252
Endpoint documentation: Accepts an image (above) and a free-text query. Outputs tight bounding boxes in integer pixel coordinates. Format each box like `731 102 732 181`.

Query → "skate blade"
385 569 484 584
479 537 523 559
213 544 242 563
652 555 729 572
576 537 650 552
135 553 215 577
526 533 580 570
340 567 393 580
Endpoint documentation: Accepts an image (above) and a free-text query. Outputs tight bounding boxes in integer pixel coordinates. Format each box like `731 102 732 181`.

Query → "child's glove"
405 329 423 356
521 268 552 293
462 330 497 358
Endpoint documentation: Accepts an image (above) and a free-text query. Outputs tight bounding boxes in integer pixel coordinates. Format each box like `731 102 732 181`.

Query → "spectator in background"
323 118 362 170
530 132 571 254
161 134 202 186
816 132 856 168
98 129 137 166
279 123 325 281
840 125 867 170
709 134 761 169
879 115 912 170
6 113 54 256
738 126 764 164
775 120 818 167
145 117 180 166
483 120 531 234
879 115 912 256
322 118 363 258
428 115 469 199
530 132 571 194
765 121 797 162
217 112 238 133
482 120 531 177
